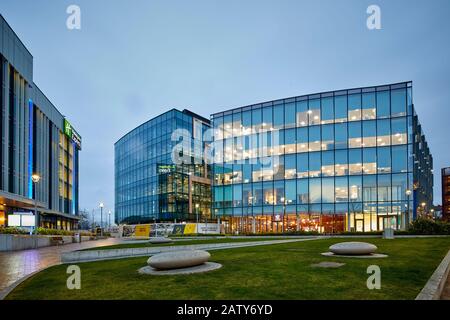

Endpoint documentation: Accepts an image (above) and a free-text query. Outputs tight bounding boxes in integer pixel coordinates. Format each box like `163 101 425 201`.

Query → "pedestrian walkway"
441 271 450 300
0 237 321 299
0 238 122 293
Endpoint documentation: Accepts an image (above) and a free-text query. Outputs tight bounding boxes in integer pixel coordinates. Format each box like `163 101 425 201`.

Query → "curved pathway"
0 238 122 295
0 237 320 299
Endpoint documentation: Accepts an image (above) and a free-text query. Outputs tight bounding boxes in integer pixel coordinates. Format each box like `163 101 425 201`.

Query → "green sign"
64 119 82 150
158 164 176 174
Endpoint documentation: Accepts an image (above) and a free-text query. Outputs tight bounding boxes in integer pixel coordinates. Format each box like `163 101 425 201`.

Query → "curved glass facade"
115 109 211 224
211 82 433 234
114 82 433 234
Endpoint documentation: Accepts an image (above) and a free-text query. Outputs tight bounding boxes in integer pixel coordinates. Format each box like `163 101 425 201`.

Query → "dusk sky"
1 0 449 222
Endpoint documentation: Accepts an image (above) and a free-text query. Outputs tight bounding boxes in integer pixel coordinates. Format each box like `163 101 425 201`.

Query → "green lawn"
81 237 294 251
7 237 450 300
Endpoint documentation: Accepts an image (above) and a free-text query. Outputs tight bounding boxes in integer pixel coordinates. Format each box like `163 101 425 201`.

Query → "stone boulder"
148 250 210 270
329 242 377 255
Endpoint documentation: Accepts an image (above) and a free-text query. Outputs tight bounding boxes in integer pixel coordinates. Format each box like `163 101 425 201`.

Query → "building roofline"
182 109 211 125
115 108 211 145
114 108 180 145
32 82 64 118
211 81 413 118
0 14 33 57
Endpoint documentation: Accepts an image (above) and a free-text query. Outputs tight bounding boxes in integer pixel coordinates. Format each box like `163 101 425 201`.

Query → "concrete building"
0 15 81 230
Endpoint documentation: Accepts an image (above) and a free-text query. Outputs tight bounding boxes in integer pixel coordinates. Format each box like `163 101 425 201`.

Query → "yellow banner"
134 224 150 237
184 223 197 234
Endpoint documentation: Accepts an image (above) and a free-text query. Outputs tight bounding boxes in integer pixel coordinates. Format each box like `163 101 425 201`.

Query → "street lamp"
280 197 286 233
31 174 40 235
99 202 104 236
195 203 200 225
405 189 412 227
108 210 112 230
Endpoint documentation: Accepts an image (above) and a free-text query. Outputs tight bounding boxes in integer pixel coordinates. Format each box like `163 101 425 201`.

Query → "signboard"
7 212 35 227
196 223 220 234
64 119 82 150
183 223 197 234
134 224 151 237
21 215 36 227
121 223 223 238
7 215 21 227
172 224 186 235
157 165 176 174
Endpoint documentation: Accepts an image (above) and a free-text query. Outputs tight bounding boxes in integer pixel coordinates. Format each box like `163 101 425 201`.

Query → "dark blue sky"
1 0 449 220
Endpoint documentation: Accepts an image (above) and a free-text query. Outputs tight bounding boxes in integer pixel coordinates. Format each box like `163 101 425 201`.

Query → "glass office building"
211 82 433 234
115 109 211 224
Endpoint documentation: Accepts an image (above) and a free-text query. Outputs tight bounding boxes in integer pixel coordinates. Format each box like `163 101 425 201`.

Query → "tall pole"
31 174 40 235
34 187 38 235
99 202 104 237
195 203 199 231
101 206 103 236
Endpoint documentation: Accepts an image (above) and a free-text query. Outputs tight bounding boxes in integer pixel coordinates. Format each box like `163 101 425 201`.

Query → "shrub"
407 218 450 235
37 228 71 236
1 226 96 236
0 227 29 235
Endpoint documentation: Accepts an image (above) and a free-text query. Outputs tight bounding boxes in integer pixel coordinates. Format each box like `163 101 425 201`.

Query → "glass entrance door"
356 219 364 232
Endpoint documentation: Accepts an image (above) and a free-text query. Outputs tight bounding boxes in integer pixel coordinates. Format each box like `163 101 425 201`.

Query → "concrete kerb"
60 235 450 264
61 238 321 264
415 248 450 300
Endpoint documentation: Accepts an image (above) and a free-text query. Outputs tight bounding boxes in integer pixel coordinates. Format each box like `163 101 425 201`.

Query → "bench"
50 236 65 246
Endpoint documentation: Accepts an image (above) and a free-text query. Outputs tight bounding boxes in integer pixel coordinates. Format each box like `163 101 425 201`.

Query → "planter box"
0 234 51 251
0 233 90 251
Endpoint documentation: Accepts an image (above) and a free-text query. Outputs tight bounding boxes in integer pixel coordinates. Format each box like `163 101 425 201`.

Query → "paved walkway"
0 237 320 299
441 271 450 300
0 238 122 294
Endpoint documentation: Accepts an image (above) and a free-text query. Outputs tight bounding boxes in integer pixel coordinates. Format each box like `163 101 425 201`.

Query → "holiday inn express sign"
64 119 82 150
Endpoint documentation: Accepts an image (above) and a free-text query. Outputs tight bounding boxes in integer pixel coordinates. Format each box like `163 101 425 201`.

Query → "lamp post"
205 209 208 235
195 203 200 234
31 174 40 235
99 202 104 236
280 197 287 233
405 189 412 228
108 210 111 230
